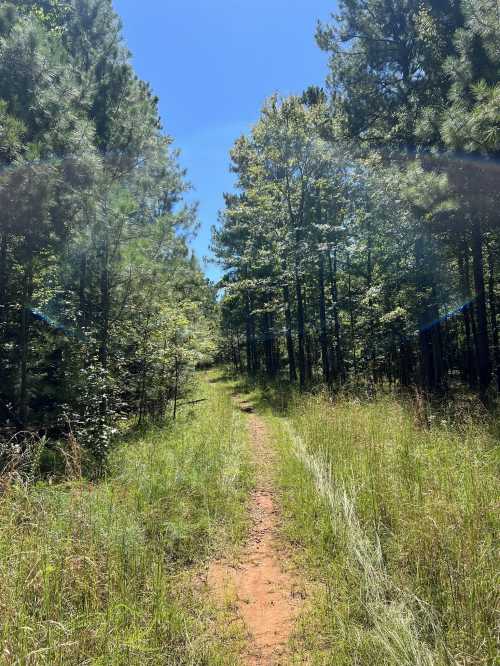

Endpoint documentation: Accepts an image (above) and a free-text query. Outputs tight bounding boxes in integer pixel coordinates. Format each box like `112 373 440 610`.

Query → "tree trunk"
19 253 33 423
263 311 275 377
458 242 476 387
245 291 253 375
173 356 179 420
464 247 480 387
78 252 88 330
318 253 330 383
235 332 242 372
157 335 169 417
249 294 259 373
0 233 8 393
431 281 445 390
415 239 432 392
415 234 443 392
295 265 306 388
399 336 412 388
138 312 153 424
305 331 314 384
138 357 148 425
487 241 500 391
366 225 376 388
99 241 110 368
230 333 239 372
283 283 297 382
328 248 344 382
0 233 7 326
346 252 358 379
269 311 280 376
471 218 491 398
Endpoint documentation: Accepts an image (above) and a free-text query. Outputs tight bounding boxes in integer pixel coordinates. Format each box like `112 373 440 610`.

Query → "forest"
0 0 216 471
0 1 498 665
214 2 500 403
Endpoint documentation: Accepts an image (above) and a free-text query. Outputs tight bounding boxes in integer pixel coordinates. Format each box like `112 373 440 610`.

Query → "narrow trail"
207 397 304 665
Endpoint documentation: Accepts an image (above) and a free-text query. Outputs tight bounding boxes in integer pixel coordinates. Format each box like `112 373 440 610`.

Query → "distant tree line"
214 0 499 402
0 0 216 468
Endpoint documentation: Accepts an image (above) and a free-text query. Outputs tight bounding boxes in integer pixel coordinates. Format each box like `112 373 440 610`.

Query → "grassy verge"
0 372 252 665
238 378 498 665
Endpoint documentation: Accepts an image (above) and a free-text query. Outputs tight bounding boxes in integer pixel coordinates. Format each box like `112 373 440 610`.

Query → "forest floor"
206 393 305 665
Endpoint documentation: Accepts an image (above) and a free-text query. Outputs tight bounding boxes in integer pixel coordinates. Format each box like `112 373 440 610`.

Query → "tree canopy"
0 0 216 468
214 0 499 402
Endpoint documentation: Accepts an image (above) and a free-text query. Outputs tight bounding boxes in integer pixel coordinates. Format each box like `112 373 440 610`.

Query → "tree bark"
249 294 259 374
487 241 499 391
305 330 314 384
78 252 88 330
415 234 443 392
366 224 376 387
346 251 358 379
458 242 476 387
431 281 445 390
172 355 179 420
245 291 253 375
464 247 480 387
328 248 344 382
283 282 296 382
269 311 280 376
263 311 275 377
318 253 330 383
399 336 412 387
99 240 110 368
471 218 491 398
19 253 33 423
0 233 7 325
295 265 306 388
230 333 239 372
234 331 242 372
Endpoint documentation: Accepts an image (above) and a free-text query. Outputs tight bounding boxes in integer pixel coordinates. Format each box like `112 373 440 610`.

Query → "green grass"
236 378 498 666
2 370 497 665
0 373 252 665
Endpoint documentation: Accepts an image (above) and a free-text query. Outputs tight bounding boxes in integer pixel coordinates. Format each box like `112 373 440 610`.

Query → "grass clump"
265 392 498 665
0 374 252 665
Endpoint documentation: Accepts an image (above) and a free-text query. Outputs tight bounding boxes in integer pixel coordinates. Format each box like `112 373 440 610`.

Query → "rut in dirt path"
207 398 304 665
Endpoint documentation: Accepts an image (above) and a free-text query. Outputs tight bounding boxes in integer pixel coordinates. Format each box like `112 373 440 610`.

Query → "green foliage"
215 0 499 400
63 357 120 466
0 376 252 663
0 1 217 469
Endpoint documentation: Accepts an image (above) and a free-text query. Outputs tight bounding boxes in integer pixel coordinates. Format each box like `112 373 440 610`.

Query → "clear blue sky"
113 0 336 281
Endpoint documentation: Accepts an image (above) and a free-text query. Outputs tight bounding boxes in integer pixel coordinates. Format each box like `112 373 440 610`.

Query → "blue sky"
113 0 336 280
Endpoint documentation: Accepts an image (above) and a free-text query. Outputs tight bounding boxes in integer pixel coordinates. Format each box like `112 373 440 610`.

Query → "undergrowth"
0 373 252 665
238 377 498 665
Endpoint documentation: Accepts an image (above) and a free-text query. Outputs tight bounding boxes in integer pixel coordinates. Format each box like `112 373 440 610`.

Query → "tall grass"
0 375 252 665
265 392 498 665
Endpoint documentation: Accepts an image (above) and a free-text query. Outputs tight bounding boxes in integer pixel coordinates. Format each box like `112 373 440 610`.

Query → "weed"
0 374 252 665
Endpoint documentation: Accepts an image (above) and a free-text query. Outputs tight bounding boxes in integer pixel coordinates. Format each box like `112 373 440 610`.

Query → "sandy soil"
207 400 304 665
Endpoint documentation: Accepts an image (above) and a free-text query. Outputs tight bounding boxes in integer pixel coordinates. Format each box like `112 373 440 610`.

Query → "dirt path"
207 398 303 665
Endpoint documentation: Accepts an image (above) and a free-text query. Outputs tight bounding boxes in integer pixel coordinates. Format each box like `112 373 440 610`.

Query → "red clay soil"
207 402 304 665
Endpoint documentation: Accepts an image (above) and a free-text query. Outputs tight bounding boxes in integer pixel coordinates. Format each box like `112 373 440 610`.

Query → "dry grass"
256 388 499 665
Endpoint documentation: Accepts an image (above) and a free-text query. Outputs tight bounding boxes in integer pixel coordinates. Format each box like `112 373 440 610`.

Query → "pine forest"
0 2 498 665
